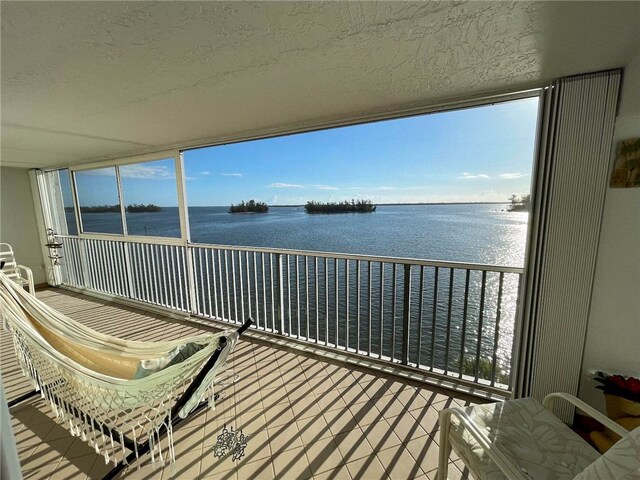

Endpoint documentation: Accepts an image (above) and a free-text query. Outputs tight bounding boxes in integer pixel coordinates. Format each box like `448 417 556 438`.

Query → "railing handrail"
55 234 524 274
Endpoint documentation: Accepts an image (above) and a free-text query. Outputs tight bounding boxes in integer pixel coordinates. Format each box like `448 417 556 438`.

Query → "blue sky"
71 97 539 207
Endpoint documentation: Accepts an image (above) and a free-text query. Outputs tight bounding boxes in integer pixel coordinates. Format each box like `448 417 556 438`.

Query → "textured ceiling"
1 1 639 168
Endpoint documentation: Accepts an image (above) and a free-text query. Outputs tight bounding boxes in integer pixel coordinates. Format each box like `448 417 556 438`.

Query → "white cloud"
459 172 490 179
119 165 174 180
200 171 211 176
314 185 338 190
499 172 526 179
221 173 243 177
268 182 303 188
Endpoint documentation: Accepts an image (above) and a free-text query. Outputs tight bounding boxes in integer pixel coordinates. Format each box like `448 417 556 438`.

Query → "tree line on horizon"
229 199 269 213
74 204 162 213
507 194 530 212
305 199 376 214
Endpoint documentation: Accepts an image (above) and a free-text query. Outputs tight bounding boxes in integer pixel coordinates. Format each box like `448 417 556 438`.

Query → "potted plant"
590 372 640 453
594 372 640 419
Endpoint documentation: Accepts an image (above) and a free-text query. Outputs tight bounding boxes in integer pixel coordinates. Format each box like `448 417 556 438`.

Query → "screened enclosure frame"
31 87 543 397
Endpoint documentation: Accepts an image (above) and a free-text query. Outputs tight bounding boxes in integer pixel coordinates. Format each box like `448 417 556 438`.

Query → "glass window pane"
75 167 123 234
119 158 181 238
58 169 78 235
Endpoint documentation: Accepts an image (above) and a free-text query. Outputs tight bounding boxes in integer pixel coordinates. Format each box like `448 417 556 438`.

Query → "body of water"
77 204 528 267
68 204 528 385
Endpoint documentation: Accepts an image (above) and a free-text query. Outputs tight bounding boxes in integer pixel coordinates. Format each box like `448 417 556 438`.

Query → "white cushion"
449 397 599 479
575 427 640 480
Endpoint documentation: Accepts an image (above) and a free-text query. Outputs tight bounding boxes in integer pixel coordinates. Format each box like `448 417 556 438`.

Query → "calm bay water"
78 204 528 267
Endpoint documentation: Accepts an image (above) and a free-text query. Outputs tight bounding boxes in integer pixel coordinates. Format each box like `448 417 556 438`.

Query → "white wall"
0 167 47 284
579 53 640 410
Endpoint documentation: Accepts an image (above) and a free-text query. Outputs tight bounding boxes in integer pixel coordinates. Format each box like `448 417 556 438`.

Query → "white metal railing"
56 234 523 391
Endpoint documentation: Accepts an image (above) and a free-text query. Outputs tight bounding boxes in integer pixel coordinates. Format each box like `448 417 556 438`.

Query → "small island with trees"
305 199 376 214
229 200 269 213
126 204 162 213
77 204 162 213
507 194 530 212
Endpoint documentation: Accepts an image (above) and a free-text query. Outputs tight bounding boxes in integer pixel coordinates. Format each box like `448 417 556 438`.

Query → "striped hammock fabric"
0 272 238 469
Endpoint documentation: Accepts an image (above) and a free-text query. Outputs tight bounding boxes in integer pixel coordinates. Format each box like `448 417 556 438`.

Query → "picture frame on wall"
610 137 640 188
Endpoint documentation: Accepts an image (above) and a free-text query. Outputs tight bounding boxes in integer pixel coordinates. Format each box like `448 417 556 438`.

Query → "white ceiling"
1 1 639 169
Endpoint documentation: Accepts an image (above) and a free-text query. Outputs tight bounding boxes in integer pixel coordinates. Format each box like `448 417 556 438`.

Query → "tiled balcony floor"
2 288 479 479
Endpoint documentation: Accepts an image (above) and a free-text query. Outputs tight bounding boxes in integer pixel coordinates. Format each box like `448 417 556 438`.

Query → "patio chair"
0 242 35 294
438 392 639 479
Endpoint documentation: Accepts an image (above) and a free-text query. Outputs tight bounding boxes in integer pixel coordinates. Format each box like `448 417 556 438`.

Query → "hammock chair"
0 271 252 479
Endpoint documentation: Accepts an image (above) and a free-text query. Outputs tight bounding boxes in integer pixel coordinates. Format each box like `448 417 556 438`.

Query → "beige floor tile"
376 444 424 480
161 450 202 480
20 437 74 471
296 414 332 444
322 407 359 436
386 411 430 444
268 422 303 454
48 453 97 480
311 466 352 480
314 391 348 413
404 436 440 474
333 427 374 464
199 448 240 479
362 420 403 452
291 395 324 420
305 438 344 475
263 404 296 429
235 457 275 480
345 456 389 480
348 400 383 427
272 445 312 479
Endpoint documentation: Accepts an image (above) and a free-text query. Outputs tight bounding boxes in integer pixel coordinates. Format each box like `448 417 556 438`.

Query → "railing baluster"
379 262 384 359
391 263 397 361
287 254 292 335
245 250 251 320
205 249 212 317
196 247 204 313
345 259 349 352
140 243 150 302
276 253 285 334
172 246 182 310
491 272 505 386
270 253 276 331
401 264 412 365
150 243 160 304
164 245 173 310
416 265 425 367
430 266 439 371
261 252 267 330
237 250 244 323
356 260 361 354
224 250 231 321
305 256 310 341
444 268 455 375
459 269 471 378
314 257 319 343
296 255 300 338
253 252 259 327
217 250 224 319
475 270 488 383
367 261 372 356
334 257 339 348
324 257 329 346
231 250 238 323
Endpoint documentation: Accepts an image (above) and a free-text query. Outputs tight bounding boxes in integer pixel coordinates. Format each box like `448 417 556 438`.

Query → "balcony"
4 287 481 479
54 234 523 395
